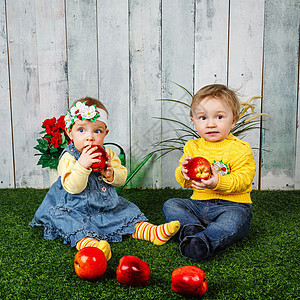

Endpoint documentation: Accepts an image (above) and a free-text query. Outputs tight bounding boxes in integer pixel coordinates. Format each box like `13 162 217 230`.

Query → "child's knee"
163 198 177 210
163 198 181 219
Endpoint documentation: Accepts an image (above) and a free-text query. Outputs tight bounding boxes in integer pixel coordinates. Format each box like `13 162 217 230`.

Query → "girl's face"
191 97 237 142
67 120 109 153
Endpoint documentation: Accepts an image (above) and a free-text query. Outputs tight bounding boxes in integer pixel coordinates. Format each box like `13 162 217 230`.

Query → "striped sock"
131 221 180 245
76 237 112 261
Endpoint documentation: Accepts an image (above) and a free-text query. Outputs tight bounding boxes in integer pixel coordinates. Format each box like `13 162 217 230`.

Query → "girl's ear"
66 129 73 140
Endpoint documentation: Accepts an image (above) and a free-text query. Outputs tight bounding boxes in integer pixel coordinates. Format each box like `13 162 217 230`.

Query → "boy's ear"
105 128 109 136
231 116 239 129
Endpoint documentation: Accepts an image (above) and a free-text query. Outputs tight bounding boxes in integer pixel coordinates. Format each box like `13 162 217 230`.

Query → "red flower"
51 132 62 148
57 115 66 131
43 117 56 127
35 114 71 169
44 136 51 143
43 117 57 135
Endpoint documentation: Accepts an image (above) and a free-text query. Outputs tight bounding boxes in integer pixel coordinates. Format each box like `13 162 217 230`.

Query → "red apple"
186 157 211 180
74 247 107 281
91 145 107 172
171 265 207 297
116 255 151 287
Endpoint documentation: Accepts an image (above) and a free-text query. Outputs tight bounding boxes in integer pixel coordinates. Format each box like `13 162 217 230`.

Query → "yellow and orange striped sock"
130 221 180 245
76 237 112 261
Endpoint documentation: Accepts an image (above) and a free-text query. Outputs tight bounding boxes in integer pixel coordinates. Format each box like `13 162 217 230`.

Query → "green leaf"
171 81 194 97
156 98 190 108
37 138 48 146
50 147 59 154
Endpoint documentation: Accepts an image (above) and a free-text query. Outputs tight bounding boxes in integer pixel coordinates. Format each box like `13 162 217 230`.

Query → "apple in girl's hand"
171 265 207 297
91 146 107 172
186 157 211 180
116 255 151 287
74 247 107 281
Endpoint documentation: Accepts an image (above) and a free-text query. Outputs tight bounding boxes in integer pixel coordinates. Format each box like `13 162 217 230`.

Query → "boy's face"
67 119 109 153
191 96 236 142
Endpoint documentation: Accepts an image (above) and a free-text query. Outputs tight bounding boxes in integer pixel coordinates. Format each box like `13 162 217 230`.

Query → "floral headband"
64 101 108 130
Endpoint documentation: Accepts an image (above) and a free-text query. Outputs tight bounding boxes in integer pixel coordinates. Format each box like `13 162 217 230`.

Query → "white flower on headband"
70 101 85 117
65 101 108 130
81 105 97 119
64 113 72 130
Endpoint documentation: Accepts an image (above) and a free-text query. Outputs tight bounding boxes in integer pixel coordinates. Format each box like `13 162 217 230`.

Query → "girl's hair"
71 97 109 115
190 84 240 119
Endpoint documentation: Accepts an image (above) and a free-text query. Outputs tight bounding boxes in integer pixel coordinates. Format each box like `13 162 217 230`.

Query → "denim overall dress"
30 143 147 247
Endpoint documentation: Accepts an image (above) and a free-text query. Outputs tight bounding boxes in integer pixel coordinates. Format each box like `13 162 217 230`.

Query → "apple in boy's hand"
91 146 107 172
171 265 207 297
186 157 211 180
116 255 151 287
74 247 107 281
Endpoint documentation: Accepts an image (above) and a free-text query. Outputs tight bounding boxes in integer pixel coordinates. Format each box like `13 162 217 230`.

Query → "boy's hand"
78 145 102 169
181 156 192 180
101 153 114 182
191 166 219 190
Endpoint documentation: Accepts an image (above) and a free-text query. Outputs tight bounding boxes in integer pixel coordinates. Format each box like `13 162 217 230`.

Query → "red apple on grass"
171 265 207 297
186 157 211 180
91 145 107 172
116 255 151 287
74 247 107 281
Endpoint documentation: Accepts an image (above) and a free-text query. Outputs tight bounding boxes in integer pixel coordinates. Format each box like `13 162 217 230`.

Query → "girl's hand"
78 146 101 169
181 156 192 181
191 165 219 190
101 153 114 182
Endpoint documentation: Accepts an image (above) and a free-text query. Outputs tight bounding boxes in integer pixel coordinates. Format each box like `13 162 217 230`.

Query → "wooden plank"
0 0 14 188
7 1 68 188
129 0 161 187
66 0 98 103
97 0 130 164
228 0 265 189
261 0 300 189
296 66 300 188
35 0 68 187
295 1 300 189
194 0 229 89
6 1 41 187
161 0 195 187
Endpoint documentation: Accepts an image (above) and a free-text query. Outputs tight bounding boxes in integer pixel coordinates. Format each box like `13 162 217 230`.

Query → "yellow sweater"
175 134 256 204
57 148 127 194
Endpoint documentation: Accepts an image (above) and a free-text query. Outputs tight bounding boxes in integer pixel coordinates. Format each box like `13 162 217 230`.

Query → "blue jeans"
163 198 253 261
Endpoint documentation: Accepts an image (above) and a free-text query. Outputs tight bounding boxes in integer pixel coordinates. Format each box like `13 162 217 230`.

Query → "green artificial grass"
0 188 299 299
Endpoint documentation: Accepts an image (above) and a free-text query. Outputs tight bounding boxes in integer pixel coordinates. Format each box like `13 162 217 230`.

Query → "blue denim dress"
30 143 147 247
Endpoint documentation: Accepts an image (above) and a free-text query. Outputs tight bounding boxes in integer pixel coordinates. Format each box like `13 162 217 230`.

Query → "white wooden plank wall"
0 0 299 190
228 0 264 189
261 0 300 189
0 0 14 188
161 0 195 188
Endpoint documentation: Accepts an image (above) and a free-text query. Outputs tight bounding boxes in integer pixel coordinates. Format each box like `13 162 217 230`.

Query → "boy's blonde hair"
190 84 240 119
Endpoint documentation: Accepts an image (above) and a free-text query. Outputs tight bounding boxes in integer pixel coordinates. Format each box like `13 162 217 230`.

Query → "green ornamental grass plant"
151 83 269 159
